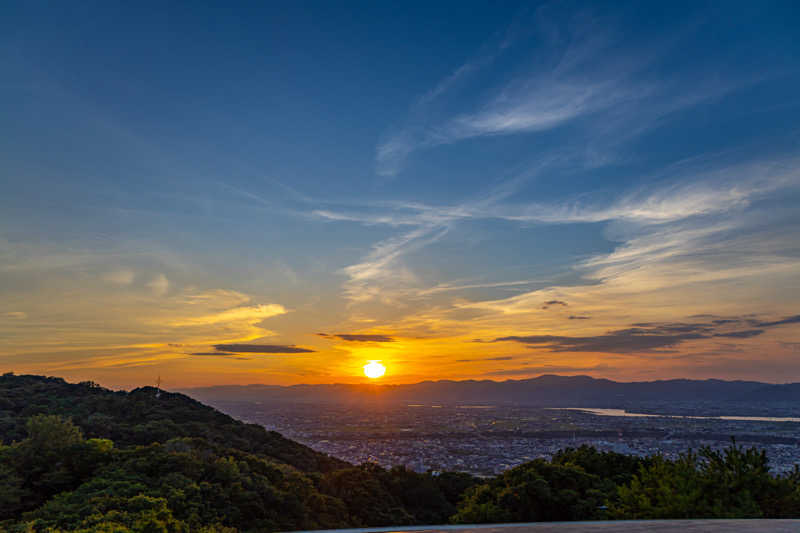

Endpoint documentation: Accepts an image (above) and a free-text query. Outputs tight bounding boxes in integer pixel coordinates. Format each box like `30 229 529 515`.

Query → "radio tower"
155 375 162 398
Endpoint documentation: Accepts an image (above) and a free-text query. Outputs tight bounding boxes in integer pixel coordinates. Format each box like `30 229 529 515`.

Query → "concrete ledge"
295 519 800 533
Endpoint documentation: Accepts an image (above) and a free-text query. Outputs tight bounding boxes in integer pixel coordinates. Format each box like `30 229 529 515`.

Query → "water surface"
555 407 800 423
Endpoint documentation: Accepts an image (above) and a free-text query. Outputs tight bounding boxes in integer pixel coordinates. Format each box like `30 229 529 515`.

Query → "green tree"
321 464 414 526
452 459 606 523
610 442 800 519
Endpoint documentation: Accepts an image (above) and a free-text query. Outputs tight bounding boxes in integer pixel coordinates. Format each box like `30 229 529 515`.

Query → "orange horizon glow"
4 313 799 391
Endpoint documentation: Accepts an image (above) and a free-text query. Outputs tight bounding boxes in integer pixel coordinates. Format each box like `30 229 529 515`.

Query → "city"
208 400 800 476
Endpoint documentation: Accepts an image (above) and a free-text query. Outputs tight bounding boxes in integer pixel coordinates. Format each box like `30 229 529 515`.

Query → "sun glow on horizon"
363 361 386 379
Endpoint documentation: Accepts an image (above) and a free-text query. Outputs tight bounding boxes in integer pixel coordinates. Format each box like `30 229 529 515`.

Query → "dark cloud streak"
713 330 764 339
318 333 395 342
213 344 315 354
755 315 800 328
491 313 797 354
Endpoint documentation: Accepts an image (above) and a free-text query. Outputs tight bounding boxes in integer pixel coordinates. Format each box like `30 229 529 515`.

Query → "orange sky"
2 2 799 389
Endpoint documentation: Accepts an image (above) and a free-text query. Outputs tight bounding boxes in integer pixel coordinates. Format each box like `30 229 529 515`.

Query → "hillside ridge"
180 374 800 407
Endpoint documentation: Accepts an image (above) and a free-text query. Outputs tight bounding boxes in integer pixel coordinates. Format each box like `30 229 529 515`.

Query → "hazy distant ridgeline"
180 375 800 412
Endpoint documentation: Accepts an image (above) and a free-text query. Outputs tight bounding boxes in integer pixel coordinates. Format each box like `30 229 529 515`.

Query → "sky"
1 1 799 389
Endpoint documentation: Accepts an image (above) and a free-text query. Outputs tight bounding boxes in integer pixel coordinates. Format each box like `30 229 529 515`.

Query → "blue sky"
1 1 799 387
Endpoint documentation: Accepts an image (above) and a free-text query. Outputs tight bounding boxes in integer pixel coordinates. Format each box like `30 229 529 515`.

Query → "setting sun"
363 361 386 379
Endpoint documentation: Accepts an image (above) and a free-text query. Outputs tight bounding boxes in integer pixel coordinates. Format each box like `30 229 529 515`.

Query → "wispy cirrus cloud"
324 155 800 231
328 152 796 314
375 23 509 178
167 303 286 327
374 7 737 177
375 11 620 176
339 224 450 305
322 153 800 312
416 279 546 296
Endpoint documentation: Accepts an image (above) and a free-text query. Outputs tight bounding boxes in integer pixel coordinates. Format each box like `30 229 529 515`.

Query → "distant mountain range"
180 374 800 409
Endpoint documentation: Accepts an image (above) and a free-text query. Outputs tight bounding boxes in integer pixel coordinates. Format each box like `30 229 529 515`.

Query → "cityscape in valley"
185 375 800 476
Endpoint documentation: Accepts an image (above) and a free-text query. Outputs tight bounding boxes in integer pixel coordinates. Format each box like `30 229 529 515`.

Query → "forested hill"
0 373 345 473
0 373 478 531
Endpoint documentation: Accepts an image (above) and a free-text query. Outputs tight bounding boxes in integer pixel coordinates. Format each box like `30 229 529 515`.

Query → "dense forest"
2 374 800 532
